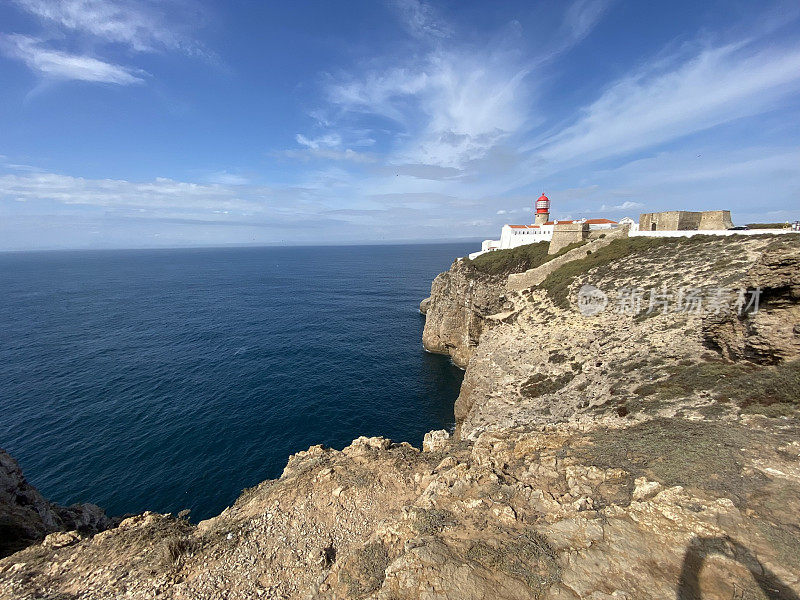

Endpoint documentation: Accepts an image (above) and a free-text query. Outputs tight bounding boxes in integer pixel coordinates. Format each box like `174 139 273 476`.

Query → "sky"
0 0 799 250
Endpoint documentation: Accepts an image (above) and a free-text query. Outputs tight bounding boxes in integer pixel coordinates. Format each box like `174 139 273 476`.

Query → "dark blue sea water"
0 243 470 521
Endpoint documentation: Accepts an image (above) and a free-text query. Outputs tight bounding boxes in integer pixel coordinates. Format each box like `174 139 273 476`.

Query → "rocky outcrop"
0 450 111 558
2 234 799 600
704 237 800 364
421 259 506 367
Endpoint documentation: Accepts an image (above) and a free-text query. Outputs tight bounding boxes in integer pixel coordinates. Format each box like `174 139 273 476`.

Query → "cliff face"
2 234 799 600
421 259 506 368
704 238 800 364
0 450 111 559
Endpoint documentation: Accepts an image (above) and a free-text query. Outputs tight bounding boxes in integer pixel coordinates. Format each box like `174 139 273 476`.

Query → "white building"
618 216 639 232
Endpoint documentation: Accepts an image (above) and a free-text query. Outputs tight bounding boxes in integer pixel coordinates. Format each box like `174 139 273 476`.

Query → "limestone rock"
421 259 505 367
0 449 112 558
704 240 800 363
422 429 450 452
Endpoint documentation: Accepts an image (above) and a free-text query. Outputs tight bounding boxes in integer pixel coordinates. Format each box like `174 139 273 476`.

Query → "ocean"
0 243 471 521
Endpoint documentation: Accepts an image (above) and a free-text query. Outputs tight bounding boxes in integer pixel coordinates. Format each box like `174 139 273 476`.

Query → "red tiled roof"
543 218 618 225
508 218 618 227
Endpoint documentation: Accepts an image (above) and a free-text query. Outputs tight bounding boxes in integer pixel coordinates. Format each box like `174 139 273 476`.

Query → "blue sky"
0 0 799 250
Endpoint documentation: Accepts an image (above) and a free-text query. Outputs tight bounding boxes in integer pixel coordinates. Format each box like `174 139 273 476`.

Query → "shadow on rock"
677 536 799 600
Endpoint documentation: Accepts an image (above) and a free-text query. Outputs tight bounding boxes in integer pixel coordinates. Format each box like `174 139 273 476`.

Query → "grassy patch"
746 222 792 229
159 535 196 570
633 361 742 400
464 240 587 277
581 418 752 504
729 359 800 412
465 530 559 596
520 372 575 399
539 236 717 308
631 359 800 412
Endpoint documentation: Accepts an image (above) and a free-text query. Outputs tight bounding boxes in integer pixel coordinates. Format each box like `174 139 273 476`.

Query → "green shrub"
632 358 799 411
464 240 587 277
581 418 749 503
745 222 791 229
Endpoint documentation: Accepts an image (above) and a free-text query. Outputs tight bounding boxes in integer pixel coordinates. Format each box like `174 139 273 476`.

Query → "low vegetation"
160 535 196 570
412 508 457 535
746 222 792 229
464 240 586 277
520 372 575 399
582 418 752 504
539 235 718 307
631 358 800 416
465 530 560 596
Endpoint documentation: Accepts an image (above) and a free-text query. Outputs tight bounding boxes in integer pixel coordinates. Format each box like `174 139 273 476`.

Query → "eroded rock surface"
704 238 800 364
421 259 506 368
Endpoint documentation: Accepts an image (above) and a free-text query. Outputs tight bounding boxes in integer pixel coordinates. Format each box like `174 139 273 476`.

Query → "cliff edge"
0 450 111 559
1 234 799 600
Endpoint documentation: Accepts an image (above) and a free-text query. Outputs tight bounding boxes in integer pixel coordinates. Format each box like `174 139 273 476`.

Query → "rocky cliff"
1 234 799 600
420 259 506 368
0 450 111 559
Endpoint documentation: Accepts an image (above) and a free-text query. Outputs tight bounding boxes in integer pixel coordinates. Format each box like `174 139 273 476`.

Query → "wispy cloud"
295 133 342 150
325 48 530 169
534 41 800 169
599 200 643 211
11 0 202 54
0 173 252 211
0 34 145 84
391 0 452 40
299 0 614 178
4 0 206 85
204 171 251 186
560 0 613 48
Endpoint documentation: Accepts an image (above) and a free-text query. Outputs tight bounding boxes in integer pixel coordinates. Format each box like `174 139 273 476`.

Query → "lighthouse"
534 193 550 225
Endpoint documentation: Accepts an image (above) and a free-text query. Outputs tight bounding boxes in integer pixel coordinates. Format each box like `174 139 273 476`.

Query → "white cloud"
204 171 251 185
392 0 452 40
11 0 200 54
561 0 613 47
0 34 145 84
4 0 207 85
0 172 261 211
326 48 530 169
301 0 613 179
599 200 643 211
535 41 800 169
283 147 376 164
295 133 342 149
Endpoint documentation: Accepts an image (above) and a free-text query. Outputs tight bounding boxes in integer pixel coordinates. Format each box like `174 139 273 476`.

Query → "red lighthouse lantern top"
536 193 550 214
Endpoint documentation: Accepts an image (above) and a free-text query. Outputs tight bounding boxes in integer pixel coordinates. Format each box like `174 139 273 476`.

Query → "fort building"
639 210 733 232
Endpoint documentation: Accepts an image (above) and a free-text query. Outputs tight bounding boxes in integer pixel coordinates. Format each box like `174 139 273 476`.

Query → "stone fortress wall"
548 221 589 254
639 210 734 232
